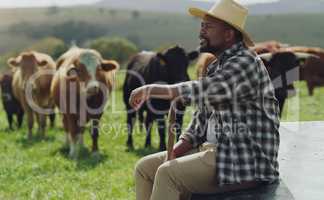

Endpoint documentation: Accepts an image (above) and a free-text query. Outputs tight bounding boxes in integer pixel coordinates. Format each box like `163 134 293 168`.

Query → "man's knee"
134 154 161 179
155 162 172 180
134 156 149 178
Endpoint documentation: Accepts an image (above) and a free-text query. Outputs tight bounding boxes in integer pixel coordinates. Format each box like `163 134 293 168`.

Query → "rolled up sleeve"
178 56 260 107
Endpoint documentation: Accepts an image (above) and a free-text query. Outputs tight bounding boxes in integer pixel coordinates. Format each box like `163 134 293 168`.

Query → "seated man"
129 0 280 200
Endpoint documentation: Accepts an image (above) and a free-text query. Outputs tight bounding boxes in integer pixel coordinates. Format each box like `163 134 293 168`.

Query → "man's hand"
166 151 177 161
166 138 193 161
129 86 149 110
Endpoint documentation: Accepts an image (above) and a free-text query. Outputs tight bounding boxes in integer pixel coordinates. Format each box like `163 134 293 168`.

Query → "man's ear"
187 51 199 61
7 57 20 67
100 60 119 71
157 53 167 66
224 29 236 43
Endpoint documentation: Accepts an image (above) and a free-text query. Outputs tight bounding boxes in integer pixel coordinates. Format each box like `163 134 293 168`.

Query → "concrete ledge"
192 121 324 200
191 180 294 200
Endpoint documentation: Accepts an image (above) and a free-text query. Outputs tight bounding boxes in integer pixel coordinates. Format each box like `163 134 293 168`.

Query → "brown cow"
250 40 288 54
259 51 315 115
284 46 324 95
195 53 216 78
8 51 56 139
50 46 119 158
195 41 288 78
284 46 324 59
194 49 314 116
300 56 324 95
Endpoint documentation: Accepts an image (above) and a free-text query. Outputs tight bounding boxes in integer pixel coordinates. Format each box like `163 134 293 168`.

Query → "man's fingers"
129 86 148 110
129 95 144 110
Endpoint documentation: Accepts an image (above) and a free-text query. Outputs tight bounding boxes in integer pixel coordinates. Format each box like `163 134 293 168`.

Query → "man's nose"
200 28 207 37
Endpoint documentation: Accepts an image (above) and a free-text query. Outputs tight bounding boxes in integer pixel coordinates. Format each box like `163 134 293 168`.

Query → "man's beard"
199 37 219 54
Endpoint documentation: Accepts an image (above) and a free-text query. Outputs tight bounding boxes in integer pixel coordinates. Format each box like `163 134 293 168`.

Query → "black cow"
123 46 198 150
259 51 314 116
0 71 24 130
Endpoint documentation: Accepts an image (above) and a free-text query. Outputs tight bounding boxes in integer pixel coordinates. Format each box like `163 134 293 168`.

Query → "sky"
196 0 279 4
0 0 279 8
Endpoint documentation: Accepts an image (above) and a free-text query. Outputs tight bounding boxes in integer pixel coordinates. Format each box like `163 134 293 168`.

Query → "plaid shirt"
178 42 280 185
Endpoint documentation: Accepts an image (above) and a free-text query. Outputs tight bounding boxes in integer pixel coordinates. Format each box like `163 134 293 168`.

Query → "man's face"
199 16 229 54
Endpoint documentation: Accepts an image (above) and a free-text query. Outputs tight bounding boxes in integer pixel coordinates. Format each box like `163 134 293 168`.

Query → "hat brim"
189 7 254 47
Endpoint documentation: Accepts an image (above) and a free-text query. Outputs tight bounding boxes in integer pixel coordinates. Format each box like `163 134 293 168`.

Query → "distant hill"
0 6 324 66
249 0 324 15
95 0 212 13
96 0 324 15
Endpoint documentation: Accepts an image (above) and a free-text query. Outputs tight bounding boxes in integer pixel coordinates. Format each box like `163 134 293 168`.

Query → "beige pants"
134 144 219 200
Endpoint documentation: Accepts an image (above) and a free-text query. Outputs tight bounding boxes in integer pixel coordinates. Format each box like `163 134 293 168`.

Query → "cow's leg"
17 112 24 129
26 110 34 139
79 127 85 146
62 115 70 148
91 119 99 153
69 133 78 159
138 110 145 132
49 113 55 128
38 113 46 137
156 115 166 151
6 113 13 130
144 112 154 148
278 97 286 117
35 113 40 133
67 117 81 159
307 82 315 96
126 112 136 150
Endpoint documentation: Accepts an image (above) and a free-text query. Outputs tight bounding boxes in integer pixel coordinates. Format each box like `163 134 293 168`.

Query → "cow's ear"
157 53 167 66
66 67 79 78
187 51 199 61
56 58 65 69
100 60 119 71
37 60 48 67
7 57 20 67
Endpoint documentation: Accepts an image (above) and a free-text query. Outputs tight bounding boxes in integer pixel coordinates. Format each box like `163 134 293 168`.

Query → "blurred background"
1 0 324 68
0 1 324 199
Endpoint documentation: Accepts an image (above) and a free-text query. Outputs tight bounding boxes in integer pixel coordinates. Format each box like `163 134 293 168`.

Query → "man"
130 0 280 200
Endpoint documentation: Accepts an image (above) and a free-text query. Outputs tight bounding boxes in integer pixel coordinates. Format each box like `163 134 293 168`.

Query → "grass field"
0 66 324 199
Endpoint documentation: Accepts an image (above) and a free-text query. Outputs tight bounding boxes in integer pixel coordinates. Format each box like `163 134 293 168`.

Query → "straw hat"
189 0 254 46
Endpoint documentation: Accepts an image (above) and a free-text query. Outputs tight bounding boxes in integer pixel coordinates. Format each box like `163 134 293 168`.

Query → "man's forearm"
146 84 180 100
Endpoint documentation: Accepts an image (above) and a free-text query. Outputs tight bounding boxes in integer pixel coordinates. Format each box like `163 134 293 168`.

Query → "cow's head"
8 52 47 77
65 50 119 98
259 51 317 80
0 73 13 101
156 46 198 83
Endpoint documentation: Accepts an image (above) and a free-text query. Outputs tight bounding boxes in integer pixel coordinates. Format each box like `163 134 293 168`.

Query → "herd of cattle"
0 40 323 158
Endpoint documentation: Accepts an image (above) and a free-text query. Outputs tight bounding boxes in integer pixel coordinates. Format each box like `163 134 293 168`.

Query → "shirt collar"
218 41 245 63
206 41 246 75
